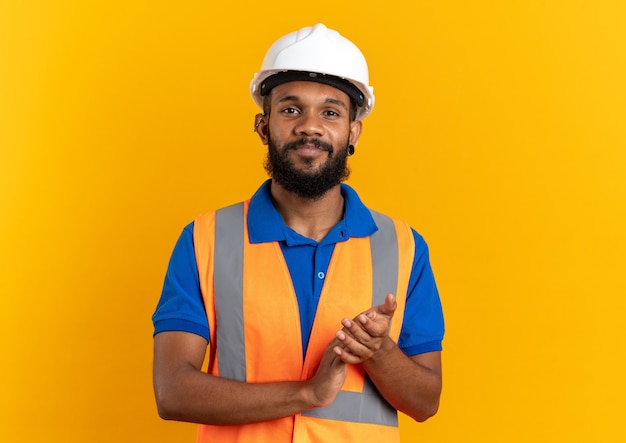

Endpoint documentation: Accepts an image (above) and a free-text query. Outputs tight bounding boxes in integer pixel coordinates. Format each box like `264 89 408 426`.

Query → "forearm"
363 339 442 422
153 332 346 426
155 367 313 425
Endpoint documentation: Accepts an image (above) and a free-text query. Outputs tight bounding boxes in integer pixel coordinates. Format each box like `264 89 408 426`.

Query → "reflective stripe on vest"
213 202 399 427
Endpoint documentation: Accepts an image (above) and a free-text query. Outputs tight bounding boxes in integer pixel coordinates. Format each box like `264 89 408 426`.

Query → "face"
257 81 362 199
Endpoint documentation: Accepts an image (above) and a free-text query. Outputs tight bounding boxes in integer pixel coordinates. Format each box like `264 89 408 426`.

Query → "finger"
330 349 347 368
345 313 389 339
322 345 348 371
342 317 377 342
355 309 376 322
333 344 365 365
335 329 371 361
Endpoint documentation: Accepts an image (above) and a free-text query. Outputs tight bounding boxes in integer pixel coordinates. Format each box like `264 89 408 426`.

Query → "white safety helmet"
250 24 375 120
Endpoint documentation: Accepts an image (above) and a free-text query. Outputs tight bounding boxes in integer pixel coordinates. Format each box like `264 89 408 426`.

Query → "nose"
293 112 323 137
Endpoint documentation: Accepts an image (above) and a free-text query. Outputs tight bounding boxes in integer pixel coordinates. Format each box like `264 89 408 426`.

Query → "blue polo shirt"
153 180 444 357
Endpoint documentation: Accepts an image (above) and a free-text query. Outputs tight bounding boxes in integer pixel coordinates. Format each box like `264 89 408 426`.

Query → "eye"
323 109 341 118
281 107 300 115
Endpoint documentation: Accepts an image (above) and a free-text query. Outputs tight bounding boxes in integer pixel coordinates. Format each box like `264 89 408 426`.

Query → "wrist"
370 337 396 362
299 380 321 410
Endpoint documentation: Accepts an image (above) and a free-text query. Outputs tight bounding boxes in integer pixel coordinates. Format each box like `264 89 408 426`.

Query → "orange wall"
1 1 625 441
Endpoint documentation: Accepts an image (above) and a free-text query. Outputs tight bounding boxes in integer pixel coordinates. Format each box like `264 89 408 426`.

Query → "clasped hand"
308 293 397 408
333 293 397 364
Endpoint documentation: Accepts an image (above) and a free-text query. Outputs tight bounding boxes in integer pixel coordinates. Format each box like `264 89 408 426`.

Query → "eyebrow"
324 97 348 109
275 95 348 109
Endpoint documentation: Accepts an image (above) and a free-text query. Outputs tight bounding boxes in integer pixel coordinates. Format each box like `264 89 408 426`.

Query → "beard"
264 133 351 200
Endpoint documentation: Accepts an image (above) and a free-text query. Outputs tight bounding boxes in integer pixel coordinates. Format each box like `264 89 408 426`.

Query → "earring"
254 118 263 132
254 114 267 133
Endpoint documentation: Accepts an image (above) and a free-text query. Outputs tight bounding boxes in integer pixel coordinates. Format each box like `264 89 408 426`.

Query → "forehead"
270 81 350 106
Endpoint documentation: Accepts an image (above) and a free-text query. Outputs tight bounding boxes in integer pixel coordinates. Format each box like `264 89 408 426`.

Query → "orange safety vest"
193 200 415 443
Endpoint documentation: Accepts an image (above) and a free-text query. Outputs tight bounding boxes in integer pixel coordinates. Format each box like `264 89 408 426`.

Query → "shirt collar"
247 179 378 245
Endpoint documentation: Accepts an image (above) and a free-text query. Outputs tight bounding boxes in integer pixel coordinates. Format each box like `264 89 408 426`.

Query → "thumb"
379 294 397 316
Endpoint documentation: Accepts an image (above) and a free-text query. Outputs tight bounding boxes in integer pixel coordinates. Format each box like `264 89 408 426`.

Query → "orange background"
1 1 625 441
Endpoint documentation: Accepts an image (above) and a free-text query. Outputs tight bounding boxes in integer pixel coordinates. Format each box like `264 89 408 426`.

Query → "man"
152 24 444 442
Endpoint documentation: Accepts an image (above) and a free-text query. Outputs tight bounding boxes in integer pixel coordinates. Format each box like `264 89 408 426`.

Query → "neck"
270 180 344 242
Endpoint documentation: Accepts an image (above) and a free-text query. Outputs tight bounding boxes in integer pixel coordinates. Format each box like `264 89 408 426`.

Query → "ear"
254 113 269 145
349 119 363 146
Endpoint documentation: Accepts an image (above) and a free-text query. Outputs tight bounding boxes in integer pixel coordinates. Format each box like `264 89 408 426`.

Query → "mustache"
284 137 334 153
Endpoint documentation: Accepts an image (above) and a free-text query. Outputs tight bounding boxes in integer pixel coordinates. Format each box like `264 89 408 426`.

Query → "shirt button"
317 272 325 280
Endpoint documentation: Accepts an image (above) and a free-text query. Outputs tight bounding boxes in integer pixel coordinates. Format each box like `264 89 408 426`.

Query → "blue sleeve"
397 229 445 356
152 222 210 341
